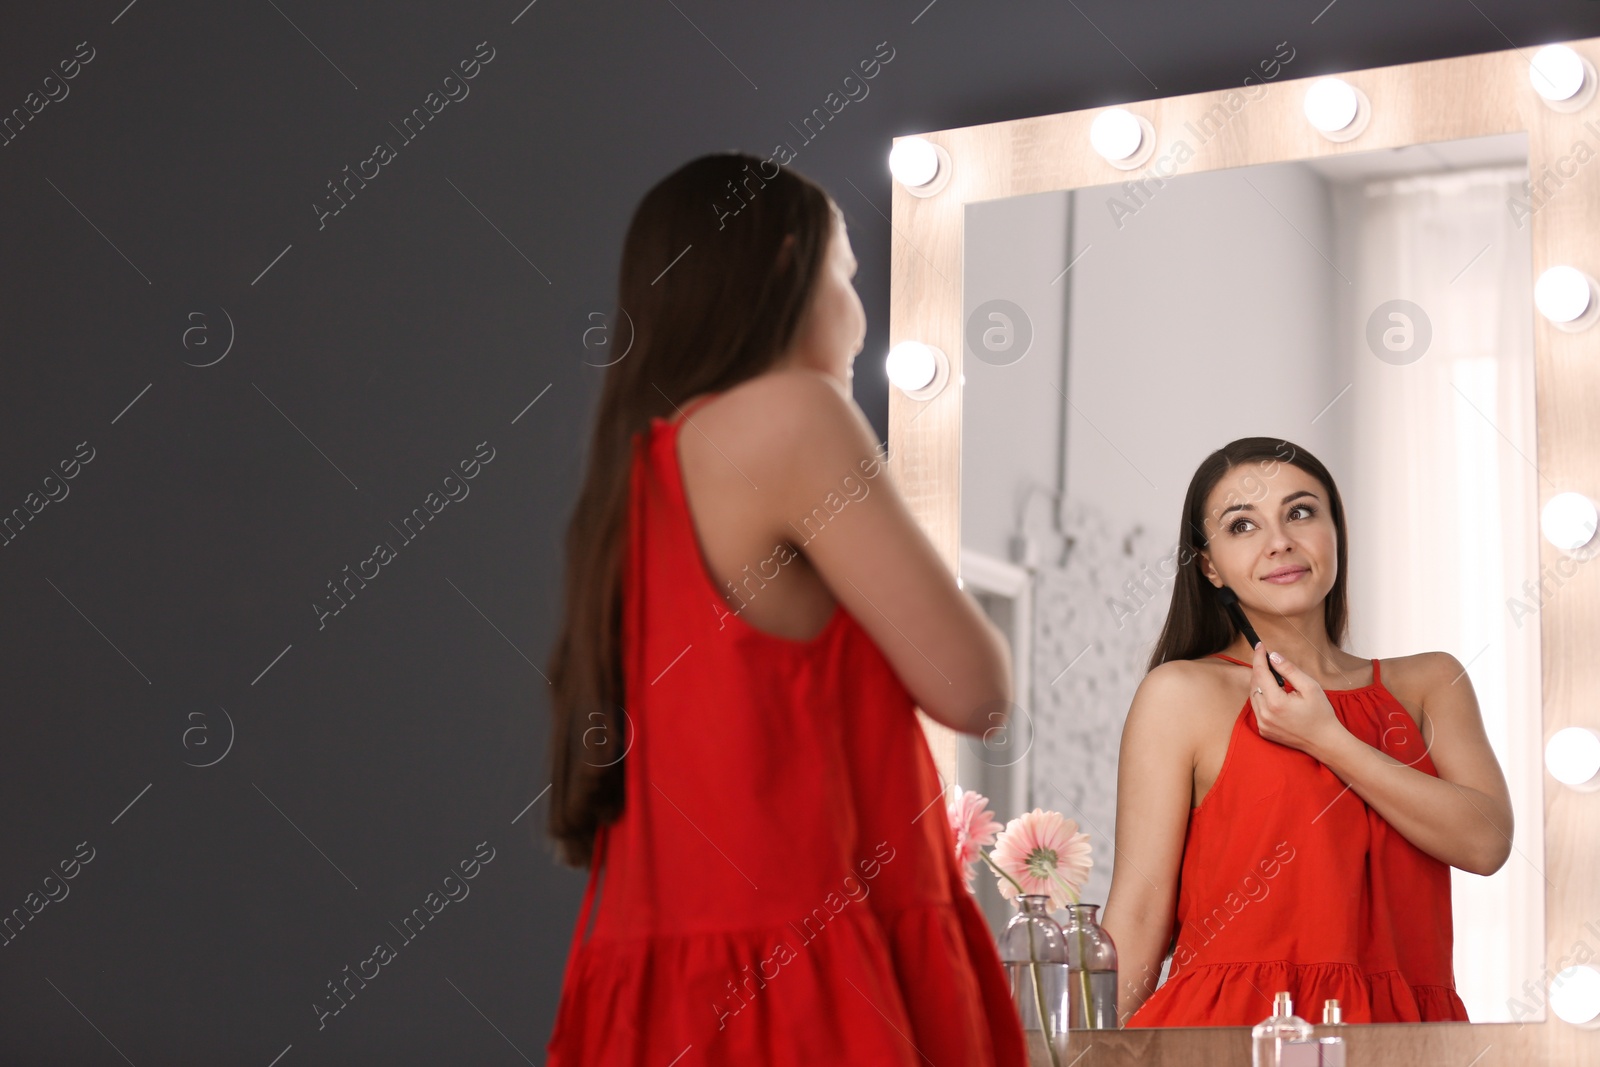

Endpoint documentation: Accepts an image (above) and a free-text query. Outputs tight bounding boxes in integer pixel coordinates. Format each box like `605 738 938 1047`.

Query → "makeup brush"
1215 586 1286 688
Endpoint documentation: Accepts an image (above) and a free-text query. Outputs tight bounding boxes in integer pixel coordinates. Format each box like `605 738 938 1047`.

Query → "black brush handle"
1216 586 1287 688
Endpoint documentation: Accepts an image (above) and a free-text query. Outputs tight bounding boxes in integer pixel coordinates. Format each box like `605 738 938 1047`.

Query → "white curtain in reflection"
1335 164 1542 1024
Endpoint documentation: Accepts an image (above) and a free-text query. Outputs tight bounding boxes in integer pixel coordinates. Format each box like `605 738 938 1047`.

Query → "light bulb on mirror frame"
1550 965 1600 1028
1089 107 1156 171
1541 491 1599 553
1529 43 1598 112
885 341 949 400
1546 727 1600 791
1534 266 1600 331
1303 77 1371 142
889 137 952 198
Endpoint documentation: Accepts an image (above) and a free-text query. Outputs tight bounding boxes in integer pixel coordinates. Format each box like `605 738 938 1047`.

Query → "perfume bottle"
1252 991 1314 1067
1317 999 1346 1067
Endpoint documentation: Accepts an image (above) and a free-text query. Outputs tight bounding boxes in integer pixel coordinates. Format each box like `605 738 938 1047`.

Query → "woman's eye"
1231 505 1314 535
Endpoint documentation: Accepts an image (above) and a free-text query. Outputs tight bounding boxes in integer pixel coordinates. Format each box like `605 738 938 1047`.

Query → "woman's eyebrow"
1219 490 1320 517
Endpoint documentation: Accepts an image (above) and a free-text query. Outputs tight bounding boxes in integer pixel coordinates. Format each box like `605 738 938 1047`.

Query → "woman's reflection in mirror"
1101 437 1512 1027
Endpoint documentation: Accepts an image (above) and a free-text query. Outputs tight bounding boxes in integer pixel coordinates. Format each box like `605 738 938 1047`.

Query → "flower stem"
982 850 1060 1066
1052 881 1096 1029
1073 913 1094 1029
979 849 1026 896
1025 906 1061 1067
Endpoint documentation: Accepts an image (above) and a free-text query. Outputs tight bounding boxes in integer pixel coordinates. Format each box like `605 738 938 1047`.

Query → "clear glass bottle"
1251 991 1313 1067
1318 998 1346 1067
1060 903 1119 1029
998 895 1071 1066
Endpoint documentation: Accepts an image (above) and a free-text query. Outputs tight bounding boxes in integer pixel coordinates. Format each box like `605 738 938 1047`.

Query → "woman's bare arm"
732 368 1013 736
1100 663 1200 1023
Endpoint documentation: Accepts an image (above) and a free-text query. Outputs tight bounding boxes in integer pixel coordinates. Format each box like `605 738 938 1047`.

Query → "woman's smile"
1262 564 1310 584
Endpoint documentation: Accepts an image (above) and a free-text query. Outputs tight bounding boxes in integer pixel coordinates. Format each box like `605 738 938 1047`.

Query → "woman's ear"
775 233 796 272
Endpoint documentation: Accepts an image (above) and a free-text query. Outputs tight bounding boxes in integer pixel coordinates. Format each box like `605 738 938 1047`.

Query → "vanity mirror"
888 37 1600 1064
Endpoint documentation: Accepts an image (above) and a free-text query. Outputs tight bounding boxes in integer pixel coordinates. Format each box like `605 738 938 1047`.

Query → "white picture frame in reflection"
955 546 1035 934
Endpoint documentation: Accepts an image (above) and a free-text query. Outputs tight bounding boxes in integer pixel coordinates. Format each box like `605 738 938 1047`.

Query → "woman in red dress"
1100 438 1513 1027
543 153 1028 1065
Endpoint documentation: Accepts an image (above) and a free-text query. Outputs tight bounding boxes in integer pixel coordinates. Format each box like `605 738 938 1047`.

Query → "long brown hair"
1146 437 1350 672
545 153 838 868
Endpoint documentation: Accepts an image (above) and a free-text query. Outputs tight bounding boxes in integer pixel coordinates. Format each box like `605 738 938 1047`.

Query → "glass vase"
997 894 1071 1067
1060 903 1119 1029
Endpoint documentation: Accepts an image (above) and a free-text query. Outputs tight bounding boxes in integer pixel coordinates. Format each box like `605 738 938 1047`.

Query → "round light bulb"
1304 78 1359 133
1530 44 1587 102
1551 965 1600 1027
1535 266 1593 324
889 138 940 188
1089 108 1144 162
1541 492 1599 552
885 341 937 392
1546 727 1600 788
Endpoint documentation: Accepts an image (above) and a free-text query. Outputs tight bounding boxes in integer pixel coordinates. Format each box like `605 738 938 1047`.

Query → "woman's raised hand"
1247 641 1346 760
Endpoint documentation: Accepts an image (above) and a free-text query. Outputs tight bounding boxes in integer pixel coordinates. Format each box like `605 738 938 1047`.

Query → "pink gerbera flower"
947 790 1004 891
989 808 1093 911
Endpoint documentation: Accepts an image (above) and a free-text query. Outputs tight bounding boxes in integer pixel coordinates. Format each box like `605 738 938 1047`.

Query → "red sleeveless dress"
545 394 1027 1066
1125 652 1469 1027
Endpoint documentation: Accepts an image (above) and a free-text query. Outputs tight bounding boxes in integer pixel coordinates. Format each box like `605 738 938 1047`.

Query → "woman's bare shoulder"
1132 655 1254 748
1377 650 1468 708
1125 659 1235 737
1145 655 1245 693
688 369 876 483
706 369 858 437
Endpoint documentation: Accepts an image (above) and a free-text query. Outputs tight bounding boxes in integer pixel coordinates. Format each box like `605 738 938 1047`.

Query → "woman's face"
783 212 866 383
1197 461 1338 615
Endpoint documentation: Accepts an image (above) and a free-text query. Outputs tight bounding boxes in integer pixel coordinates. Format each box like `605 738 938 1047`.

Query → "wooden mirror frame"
888 36 1600 1064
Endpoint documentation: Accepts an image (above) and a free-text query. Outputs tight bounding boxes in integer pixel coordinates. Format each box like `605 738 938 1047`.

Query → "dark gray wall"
2 1 1595 1062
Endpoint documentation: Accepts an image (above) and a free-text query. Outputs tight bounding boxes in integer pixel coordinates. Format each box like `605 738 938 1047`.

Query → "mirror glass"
956 131 1544 1024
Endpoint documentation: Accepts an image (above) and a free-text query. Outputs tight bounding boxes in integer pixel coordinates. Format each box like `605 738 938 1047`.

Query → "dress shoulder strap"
1371 657 1381 685
1208 652 1250 666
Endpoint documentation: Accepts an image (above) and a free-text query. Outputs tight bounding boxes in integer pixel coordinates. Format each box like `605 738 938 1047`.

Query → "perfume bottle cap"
1274 991 1293 1016
1323 998 1343 1024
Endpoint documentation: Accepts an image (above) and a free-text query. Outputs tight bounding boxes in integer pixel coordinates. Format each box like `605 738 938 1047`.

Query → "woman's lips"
1263 567 1309 584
